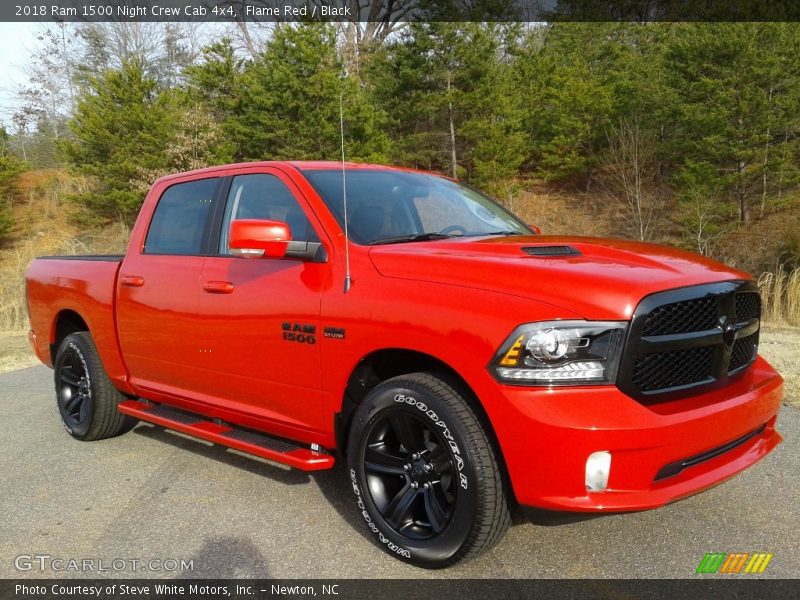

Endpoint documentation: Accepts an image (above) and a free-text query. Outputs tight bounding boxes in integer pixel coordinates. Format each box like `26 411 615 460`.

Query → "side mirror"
229 219 291 259
530 225 542 234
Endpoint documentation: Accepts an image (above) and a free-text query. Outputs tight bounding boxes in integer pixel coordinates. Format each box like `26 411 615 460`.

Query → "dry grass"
508 183 614 238
758 325 800 408
0 225 130 331
758 267 800 327
0 330 39 373
0 169 130 332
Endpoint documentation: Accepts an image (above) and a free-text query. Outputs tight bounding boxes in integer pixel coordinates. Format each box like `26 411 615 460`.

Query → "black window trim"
207 175 233 256
210 171 328 263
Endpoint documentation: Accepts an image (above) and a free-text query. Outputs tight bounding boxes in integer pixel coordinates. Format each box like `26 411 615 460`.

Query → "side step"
118 400 335 471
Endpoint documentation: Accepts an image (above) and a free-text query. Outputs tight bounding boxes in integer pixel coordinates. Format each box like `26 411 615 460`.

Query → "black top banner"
5 0 800 23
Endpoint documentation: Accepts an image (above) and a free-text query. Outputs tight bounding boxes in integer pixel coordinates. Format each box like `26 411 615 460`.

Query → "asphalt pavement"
1 365 798 579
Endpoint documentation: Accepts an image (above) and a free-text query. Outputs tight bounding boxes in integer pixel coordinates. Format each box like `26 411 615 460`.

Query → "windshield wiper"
468 230 525 237
369 233 456 245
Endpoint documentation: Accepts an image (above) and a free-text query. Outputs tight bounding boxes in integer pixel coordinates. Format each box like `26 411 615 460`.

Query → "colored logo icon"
697 553 773 574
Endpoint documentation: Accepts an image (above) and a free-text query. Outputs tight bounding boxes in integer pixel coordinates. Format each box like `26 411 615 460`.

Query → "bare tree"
72 22 204 88
682 186 732 257
601 117 665 241
212 0 411 64
15 23 78 140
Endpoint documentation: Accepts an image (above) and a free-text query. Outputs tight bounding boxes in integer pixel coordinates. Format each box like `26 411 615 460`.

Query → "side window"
220 174 320 254
144 178 218 255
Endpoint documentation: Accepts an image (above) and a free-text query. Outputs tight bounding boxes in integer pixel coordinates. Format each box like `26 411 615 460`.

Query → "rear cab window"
144 178 219 255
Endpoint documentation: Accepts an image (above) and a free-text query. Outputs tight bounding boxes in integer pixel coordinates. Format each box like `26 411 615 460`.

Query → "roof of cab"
151 161 438 187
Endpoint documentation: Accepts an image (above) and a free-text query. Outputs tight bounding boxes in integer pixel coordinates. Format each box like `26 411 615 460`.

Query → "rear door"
117 176 221 397
196 169 331 432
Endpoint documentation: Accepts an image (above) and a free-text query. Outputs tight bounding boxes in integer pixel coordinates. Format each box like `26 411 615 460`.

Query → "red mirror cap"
530 225 542 234
229 219 291 258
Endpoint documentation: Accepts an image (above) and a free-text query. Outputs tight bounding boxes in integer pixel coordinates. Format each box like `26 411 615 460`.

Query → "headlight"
490 321 627 385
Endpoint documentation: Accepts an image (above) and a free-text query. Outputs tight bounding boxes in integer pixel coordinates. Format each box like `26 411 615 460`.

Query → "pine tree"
0 128 25 241
666 23 800 223
367 22 525 190
235 23 388 162
516 23 619 188
63 59 178 221
185 38 245 160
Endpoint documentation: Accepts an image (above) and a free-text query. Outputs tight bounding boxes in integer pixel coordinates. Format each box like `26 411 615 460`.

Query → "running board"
117 400 334 471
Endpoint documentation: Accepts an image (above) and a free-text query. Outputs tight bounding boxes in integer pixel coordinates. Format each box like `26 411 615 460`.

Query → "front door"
197 170 330 432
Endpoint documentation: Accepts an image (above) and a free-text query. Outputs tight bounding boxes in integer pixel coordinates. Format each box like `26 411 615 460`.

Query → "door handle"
120 275 145 287
203 281 234 294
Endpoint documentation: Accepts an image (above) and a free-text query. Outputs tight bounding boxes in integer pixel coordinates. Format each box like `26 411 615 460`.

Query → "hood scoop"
521 245 580 257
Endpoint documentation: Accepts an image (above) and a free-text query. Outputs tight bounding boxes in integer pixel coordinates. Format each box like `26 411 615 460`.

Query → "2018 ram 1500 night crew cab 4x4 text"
26 162 783 568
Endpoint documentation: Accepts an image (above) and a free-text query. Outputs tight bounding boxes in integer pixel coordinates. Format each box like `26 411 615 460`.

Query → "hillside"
0 169 129 331
0 168 798 407
1 168 799 332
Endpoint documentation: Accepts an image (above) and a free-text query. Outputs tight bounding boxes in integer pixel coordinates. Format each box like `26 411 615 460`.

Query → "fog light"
585 451 611 492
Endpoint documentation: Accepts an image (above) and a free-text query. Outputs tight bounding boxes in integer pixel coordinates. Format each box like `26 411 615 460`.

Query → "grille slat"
729 332 759 372
641 296 718 336
632 346 714 393
735 292 760 322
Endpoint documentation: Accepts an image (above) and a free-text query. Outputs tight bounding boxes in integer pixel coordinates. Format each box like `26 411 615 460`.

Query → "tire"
346 372 510 568
53 332 134 441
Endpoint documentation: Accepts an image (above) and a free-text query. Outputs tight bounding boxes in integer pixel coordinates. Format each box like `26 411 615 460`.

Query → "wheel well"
334 348 514 502
50 310 89 362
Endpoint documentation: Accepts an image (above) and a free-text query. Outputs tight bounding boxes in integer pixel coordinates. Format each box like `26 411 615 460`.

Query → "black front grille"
632 346 715 393
641 296 718 336
618 280 761 401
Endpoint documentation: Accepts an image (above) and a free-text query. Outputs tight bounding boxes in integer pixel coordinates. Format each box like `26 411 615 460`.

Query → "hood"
368 235 751 320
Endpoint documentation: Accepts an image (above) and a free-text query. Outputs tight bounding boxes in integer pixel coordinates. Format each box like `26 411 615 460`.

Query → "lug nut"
412 453 420 460
423 482 430 489
424 464 432 472
410 481 419 489
403 464 410 471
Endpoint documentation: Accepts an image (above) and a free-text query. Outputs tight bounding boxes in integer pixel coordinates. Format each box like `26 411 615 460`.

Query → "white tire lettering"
350 468 411 558
388 392 469 489
59 342 91 435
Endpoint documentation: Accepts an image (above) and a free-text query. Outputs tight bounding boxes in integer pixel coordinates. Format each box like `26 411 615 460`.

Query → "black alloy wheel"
347 372 510 568
56 342 94 437
363 409 457 539
53 332 133 441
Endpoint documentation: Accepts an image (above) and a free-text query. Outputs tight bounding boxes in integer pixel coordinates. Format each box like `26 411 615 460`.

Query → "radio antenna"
340 94 352 294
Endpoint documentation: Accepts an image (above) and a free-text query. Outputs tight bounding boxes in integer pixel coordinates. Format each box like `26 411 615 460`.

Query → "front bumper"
483 355 783 511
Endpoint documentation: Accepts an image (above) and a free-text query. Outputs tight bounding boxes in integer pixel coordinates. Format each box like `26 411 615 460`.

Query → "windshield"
302 169 531 245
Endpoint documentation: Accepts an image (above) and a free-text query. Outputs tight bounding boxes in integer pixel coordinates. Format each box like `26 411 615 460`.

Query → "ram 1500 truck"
26 161 784 568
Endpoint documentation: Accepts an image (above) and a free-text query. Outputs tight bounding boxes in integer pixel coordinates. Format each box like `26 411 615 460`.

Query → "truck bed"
26 255 130 389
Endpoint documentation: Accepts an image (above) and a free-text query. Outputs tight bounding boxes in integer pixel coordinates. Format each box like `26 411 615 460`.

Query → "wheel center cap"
411 460 428 480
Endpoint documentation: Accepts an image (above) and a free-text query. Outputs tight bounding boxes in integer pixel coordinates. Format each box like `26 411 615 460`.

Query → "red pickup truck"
26 161 783 567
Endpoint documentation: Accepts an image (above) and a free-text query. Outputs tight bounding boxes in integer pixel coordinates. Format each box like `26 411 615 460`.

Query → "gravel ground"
759 325 799 408
0 332 39 375
0 359 798 579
